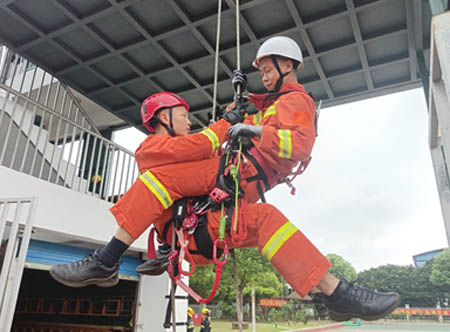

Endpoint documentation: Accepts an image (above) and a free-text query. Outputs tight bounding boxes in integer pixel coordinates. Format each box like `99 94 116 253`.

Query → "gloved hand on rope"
227 123 262 139
222 101 248 125
232 69 247 93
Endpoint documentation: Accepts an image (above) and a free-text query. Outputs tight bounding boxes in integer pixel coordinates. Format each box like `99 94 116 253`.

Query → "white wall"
136 274 189 332
0 165 148 251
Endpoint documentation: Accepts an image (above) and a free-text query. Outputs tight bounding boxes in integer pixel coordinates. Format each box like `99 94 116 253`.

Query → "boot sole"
329 295 401 322
49 269 119 288
136 262 169 276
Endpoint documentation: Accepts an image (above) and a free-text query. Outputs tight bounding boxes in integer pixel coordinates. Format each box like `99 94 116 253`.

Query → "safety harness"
153 87 317 299
155 3 319 326
156 89 319 329
244 88 317 197
157 138 248 330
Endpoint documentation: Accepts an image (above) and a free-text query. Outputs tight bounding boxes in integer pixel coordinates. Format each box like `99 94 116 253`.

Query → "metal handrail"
0 198 37 332
0 83 134 155
0 47 138 202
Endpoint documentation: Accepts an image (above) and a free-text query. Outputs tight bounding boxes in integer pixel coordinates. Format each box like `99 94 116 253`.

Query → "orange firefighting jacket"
135 119 230 173
111 83 316 239
245 83 316 187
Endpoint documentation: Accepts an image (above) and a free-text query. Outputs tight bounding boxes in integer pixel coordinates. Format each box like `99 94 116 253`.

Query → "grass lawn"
191 320 328 332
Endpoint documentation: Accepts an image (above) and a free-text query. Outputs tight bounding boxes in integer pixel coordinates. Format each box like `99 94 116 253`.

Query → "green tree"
326 253 357 281
357 263 442 307
189 247 281 307
430 249 450 288
243 271 283 300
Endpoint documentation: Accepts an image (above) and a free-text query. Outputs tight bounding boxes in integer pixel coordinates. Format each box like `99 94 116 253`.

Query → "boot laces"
347 282 376 303
73 254 96 270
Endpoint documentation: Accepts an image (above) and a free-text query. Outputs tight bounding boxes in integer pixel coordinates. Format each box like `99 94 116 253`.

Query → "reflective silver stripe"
253 111 262 125
200 128 220 153
261 221 297 261
264 100 279 119
278 129 292 158
139 170 173 209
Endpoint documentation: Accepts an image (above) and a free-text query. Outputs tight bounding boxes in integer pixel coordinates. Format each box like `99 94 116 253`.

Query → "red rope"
147 228 157 259
168 239 228 304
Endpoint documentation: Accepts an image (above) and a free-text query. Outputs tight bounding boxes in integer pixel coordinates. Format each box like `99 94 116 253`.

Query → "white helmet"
253 36 303 71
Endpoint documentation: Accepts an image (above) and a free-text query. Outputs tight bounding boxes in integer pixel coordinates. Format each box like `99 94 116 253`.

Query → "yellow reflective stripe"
200 128 220 153
261 221 297 261
253 111 262 125
278 129 292 158
139 170 173 209
264 100 278 119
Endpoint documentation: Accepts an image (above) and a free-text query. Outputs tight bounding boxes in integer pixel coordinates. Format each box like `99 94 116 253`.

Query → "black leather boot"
136 246 170 276
50 251 120 287
323 279 400 321
311 293 330 320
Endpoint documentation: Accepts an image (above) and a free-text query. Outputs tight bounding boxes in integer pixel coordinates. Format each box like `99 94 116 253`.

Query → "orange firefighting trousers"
174 203 331 298
110 156 262 239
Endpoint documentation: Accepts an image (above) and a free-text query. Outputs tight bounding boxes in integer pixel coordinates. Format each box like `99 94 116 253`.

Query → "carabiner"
213 239 229 266
179 248 196 277
193 199 211 215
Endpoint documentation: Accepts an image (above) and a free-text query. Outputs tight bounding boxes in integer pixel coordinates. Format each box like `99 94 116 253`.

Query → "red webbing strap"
199 262 224 304
147 227 157 259
168 239 228 304
281 156 312 195
174 262 224 304
247 88 310 111
176 228 196 277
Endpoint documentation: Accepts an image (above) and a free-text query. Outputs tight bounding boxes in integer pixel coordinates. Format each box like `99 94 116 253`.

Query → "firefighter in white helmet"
252 35 303 92
50 35 401 323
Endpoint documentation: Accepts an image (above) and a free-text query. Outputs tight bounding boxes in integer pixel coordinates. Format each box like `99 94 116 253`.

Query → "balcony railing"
0 46 137 202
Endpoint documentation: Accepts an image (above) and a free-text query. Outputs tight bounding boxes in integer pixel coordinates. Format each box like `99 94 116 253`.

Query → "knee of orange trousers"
112 157 221 239
262 230 331 297
245 202 286 234
148 157 220 199
110 192 172 239
110 178 174 239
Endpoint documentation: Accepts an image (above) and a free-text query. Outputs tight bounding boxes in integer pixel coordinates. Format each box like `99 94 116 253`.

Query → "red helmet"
140 92 189 132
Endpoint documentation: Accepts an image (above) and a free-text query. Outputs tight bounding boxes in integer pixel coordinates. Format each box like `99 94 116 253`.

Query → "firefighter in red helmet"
51 36 400 323
140 92 190 136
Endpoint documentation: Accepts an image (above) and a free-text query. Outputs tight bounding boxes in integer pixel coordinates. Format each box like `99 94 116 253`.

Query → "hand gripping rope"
164 2 244 328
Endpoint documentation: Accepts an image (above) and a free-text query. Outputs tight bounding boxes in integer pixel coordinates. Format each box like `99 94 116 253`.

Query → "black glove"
232 69 247 92
227 123 262 139
222 101 248 125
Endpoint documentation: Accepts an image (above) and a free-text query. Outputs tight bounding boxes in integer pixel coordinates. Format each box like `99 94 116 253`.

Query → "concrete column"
429 11 450 246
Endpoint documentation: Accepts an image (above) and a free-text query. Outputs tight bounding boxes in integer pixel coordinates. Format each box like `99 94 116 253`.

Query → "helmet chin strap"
157 107 176 136
270 55 291 92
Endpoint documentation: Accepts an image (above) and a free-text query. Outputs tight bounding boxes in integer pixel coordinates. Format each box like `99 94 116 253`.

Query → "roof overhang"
0 0 433 132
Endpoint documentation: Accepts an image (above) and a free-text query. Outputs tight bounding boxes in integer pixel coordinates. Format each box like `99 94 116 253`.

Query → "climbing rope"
211 0 223 123
170 225 176 332
166 1 243 327
235 0 240 72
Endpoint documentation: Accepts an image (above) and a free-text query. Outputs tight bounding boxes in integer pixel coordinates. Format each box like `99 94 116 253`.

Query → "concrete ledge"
0 165 149 251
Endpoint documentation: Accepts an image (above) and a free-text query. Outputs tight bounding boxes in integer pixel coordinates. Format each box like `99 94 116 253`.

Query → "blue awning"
26 239 141 278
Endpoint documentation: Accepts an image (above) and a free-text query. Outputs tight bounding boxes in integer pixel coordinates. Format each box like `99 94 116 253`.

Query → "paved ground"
290 323 450 332
336 323 449 332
